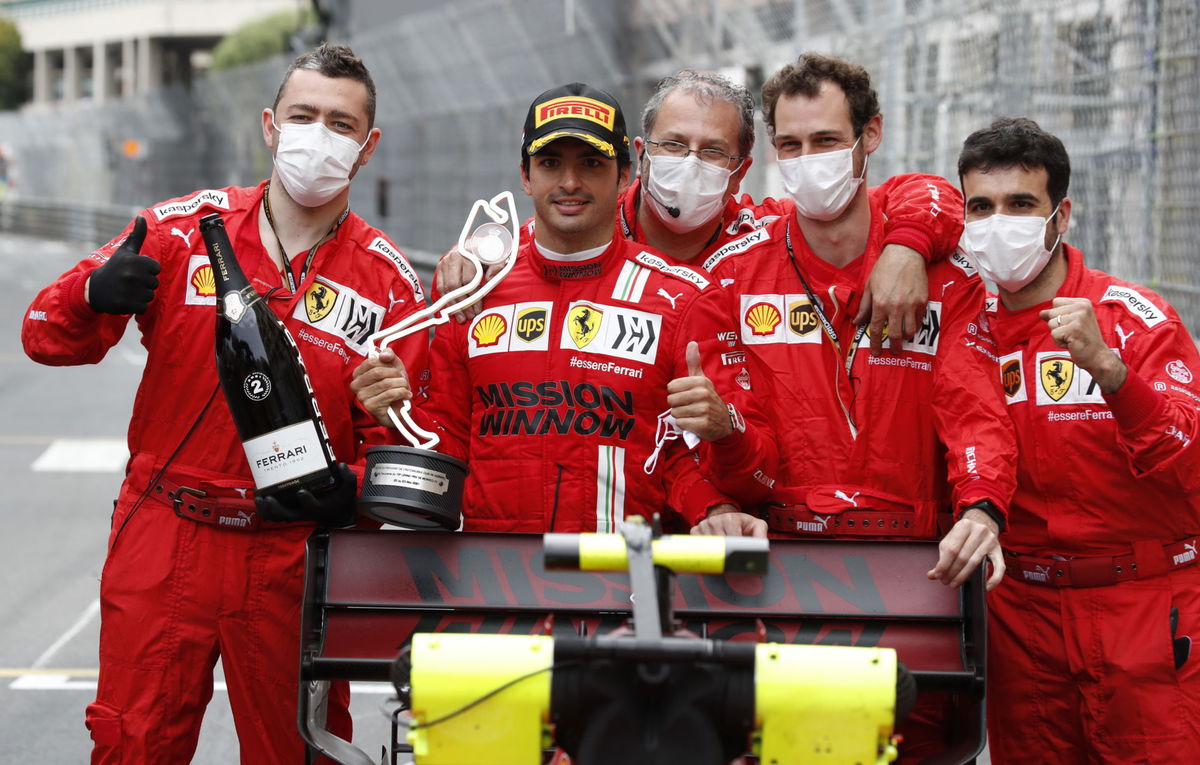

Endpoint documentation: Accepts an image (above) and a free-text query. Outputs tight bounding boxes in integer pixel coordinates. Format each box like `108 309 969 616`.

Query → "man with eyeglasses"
439 70 963 356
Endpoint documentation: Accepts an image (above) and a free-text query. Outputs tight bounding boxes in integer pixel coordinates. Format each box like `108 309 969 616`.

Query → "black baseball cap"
521 82 630 160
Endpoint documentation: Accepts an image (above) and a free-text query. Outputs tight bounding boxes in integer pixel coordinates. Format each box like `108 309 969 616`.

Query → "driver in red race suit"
353 82 775 531
958 117 1200 763
21 46 428 764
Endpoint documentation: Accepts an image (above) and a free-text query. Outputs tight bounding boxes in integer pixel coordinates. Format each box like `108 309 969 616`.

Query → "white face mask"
777 138 866 221
959 206 1061 292
642 154 733 233
271 116 367 207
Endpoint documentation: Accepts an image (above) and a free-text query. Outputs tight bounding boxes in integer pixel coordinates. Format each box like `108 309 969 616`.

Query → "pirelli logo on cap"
535 96 615 130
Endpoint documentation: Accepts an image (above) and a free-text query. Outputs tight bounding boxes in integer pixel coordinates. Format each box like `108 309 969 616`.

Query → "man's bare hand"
350 348 411 428
691 503 766 538
856 244 928 354
927 507 1004 590
1041 297 1127 394
435 247 506 323
666 341 731 441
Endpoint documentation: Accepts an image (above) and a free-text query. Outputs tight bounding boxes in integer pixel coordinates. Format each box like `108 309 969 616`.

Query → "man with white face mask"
688 54 1018 763
439 70 963 355
22 44 429 763
958 117 1200 763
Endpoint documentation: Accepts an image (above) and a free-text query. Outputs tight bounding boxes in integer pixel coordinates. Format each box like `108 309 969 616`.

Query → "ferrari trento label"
468 302 554 357
292 276 385 355
369 463 450 495
223 292 246 323
243 420 327 489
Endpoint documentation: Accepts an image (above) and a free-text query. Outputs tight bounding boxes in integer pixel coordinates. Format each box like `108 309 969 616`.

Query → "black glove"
88 216 161 315
255 463 358 528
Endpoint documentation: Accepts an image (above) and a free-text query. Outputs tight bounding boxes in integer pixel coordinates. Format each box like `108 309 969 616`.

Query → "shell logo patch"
746 302 782 336
191 264 215 297
568 304 604 349
472 313 508 348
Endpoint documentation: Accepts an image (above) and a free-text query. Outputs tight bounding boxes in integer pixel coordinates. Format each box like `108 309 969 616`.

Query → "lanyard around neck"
262 181 349 293
784 220 867 366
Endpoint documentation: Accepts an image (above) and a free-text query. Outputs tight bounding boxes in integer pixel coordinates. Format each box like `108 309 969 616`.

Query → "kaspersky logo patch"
535 96 615 130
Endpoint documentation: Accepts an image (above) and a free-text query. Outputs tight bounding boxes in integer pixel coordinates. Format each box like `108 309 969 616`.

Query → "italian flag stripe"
595 445 626 532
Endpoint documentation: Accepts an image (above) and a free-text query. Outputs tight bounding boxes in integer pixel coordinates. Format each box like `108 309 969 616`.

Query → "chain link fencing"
1 0 1197 327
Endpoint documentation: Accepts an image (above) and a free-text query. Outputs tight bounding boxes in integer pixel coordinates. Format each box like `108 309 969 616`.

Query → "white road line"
10 676 395 694
31 598 100 669
31 439 128 472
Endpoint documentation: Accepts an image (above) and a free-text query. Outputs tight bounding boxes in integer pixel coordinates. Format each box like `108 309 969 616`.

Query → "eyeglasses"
644 138 743 167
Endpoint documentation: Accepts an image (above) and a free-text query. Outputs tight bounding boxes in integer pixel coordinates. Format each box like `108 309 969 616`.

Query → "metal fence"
2 0 1198 328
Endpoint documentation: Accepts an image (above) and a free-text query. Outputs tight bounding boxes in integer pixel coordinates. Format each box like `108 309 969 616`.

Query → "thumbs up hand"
86 216 161 315
666 340 734 442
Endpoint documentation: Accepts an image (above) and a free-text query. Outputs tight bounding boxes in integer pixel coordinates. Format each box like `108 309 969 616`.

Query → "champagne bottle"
200 212 338 499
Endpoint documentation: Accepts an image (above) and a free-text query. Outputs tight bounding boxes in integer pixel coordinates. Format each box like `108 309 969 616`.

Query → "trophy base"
358 445 466 530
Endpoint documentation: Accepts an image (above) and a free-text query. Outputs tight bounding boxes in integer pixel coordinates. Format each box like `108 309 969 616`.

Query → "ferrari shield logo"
567 304 603 349
305 282 338 323
1040 355 1074 401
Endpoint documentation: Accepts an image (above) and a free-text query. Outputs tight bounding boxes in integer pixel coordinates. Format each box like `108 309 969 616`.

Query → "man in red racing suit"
959 117 1200 763
22 46 428 765
687 54 1017 764
353 82 773 532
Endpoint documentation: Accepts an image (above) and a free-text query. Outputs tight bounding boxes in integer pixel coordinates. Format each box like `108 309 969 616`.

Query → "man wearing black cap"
353 83 775 531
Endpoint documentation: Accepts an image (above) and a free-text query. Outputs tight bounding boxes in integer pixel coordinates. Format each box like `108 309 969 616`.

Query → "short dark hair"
273 44 377 130
957 117 1071 208
642 70 756 157
761 53 879 139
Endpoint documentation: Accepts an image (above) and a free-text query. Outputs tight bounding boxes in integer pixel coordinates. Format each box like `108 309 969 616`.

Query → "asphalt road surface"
0 232 397 764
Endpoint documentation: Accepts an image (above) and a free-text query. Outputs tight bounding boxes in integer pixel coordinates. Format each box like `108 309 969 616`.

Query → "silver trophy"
357 191 520 529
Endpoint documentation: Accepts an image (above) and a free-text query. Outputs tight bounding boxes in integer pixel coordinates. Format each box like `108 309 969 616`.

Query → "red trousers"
987 565 1200 764
85 497 350 764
